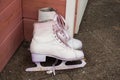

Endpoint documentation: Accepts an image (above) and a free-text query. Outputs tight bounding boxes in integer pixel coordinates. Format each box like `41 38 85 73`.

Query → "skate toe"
75 50 84 60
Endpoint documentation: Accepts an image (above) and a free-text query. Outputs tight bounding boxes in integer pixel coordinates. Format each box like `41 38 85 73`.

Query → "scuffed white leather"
30 21 84 61
67 38 82 49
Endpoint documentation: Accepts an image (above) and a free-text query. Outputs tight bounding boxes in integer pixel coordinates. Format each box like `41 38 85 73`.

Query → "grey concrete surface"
0 0 120 80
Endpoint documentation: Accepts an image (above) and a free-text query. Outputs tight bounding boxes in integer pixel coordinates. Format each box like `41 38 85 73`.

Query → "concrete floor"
0 0 120 80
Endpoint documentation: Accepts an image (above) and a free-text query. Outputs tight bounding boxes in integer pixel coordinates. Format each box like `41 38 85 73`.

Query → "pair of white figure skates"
26 7 86 75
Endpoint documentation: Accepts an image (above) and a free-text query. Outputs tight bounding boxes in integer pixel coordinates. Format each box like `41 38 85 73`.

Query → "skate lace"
52 24 68 47
52 14 71 47
55 14 69 30
51 8 69 30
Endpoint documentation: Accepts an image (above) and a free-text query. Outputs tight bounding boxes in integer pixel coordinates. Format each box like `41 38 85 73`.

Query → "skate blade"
54 59 86 70
26 66 53 72
26 59 86 72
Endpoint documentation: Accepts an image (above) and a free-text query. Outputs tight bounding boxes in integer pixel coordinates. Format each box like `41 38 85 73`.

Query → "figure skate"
38 7 82 50
26 20 86 75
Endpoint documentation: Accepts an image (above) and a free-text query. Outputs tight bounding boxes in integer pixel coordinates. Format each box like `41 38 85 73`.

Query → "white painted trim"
65 0 76 37
75 0 88 34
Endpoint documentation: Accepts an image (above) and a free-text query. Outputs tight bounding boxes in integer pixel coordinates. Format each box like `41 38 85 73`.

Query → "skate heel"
31 53 46 62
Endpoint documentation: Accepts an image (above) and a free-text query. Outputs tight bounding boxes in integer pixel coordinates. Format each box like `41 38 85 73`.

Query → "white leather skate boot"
26 20 86 75
38 7 82 49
